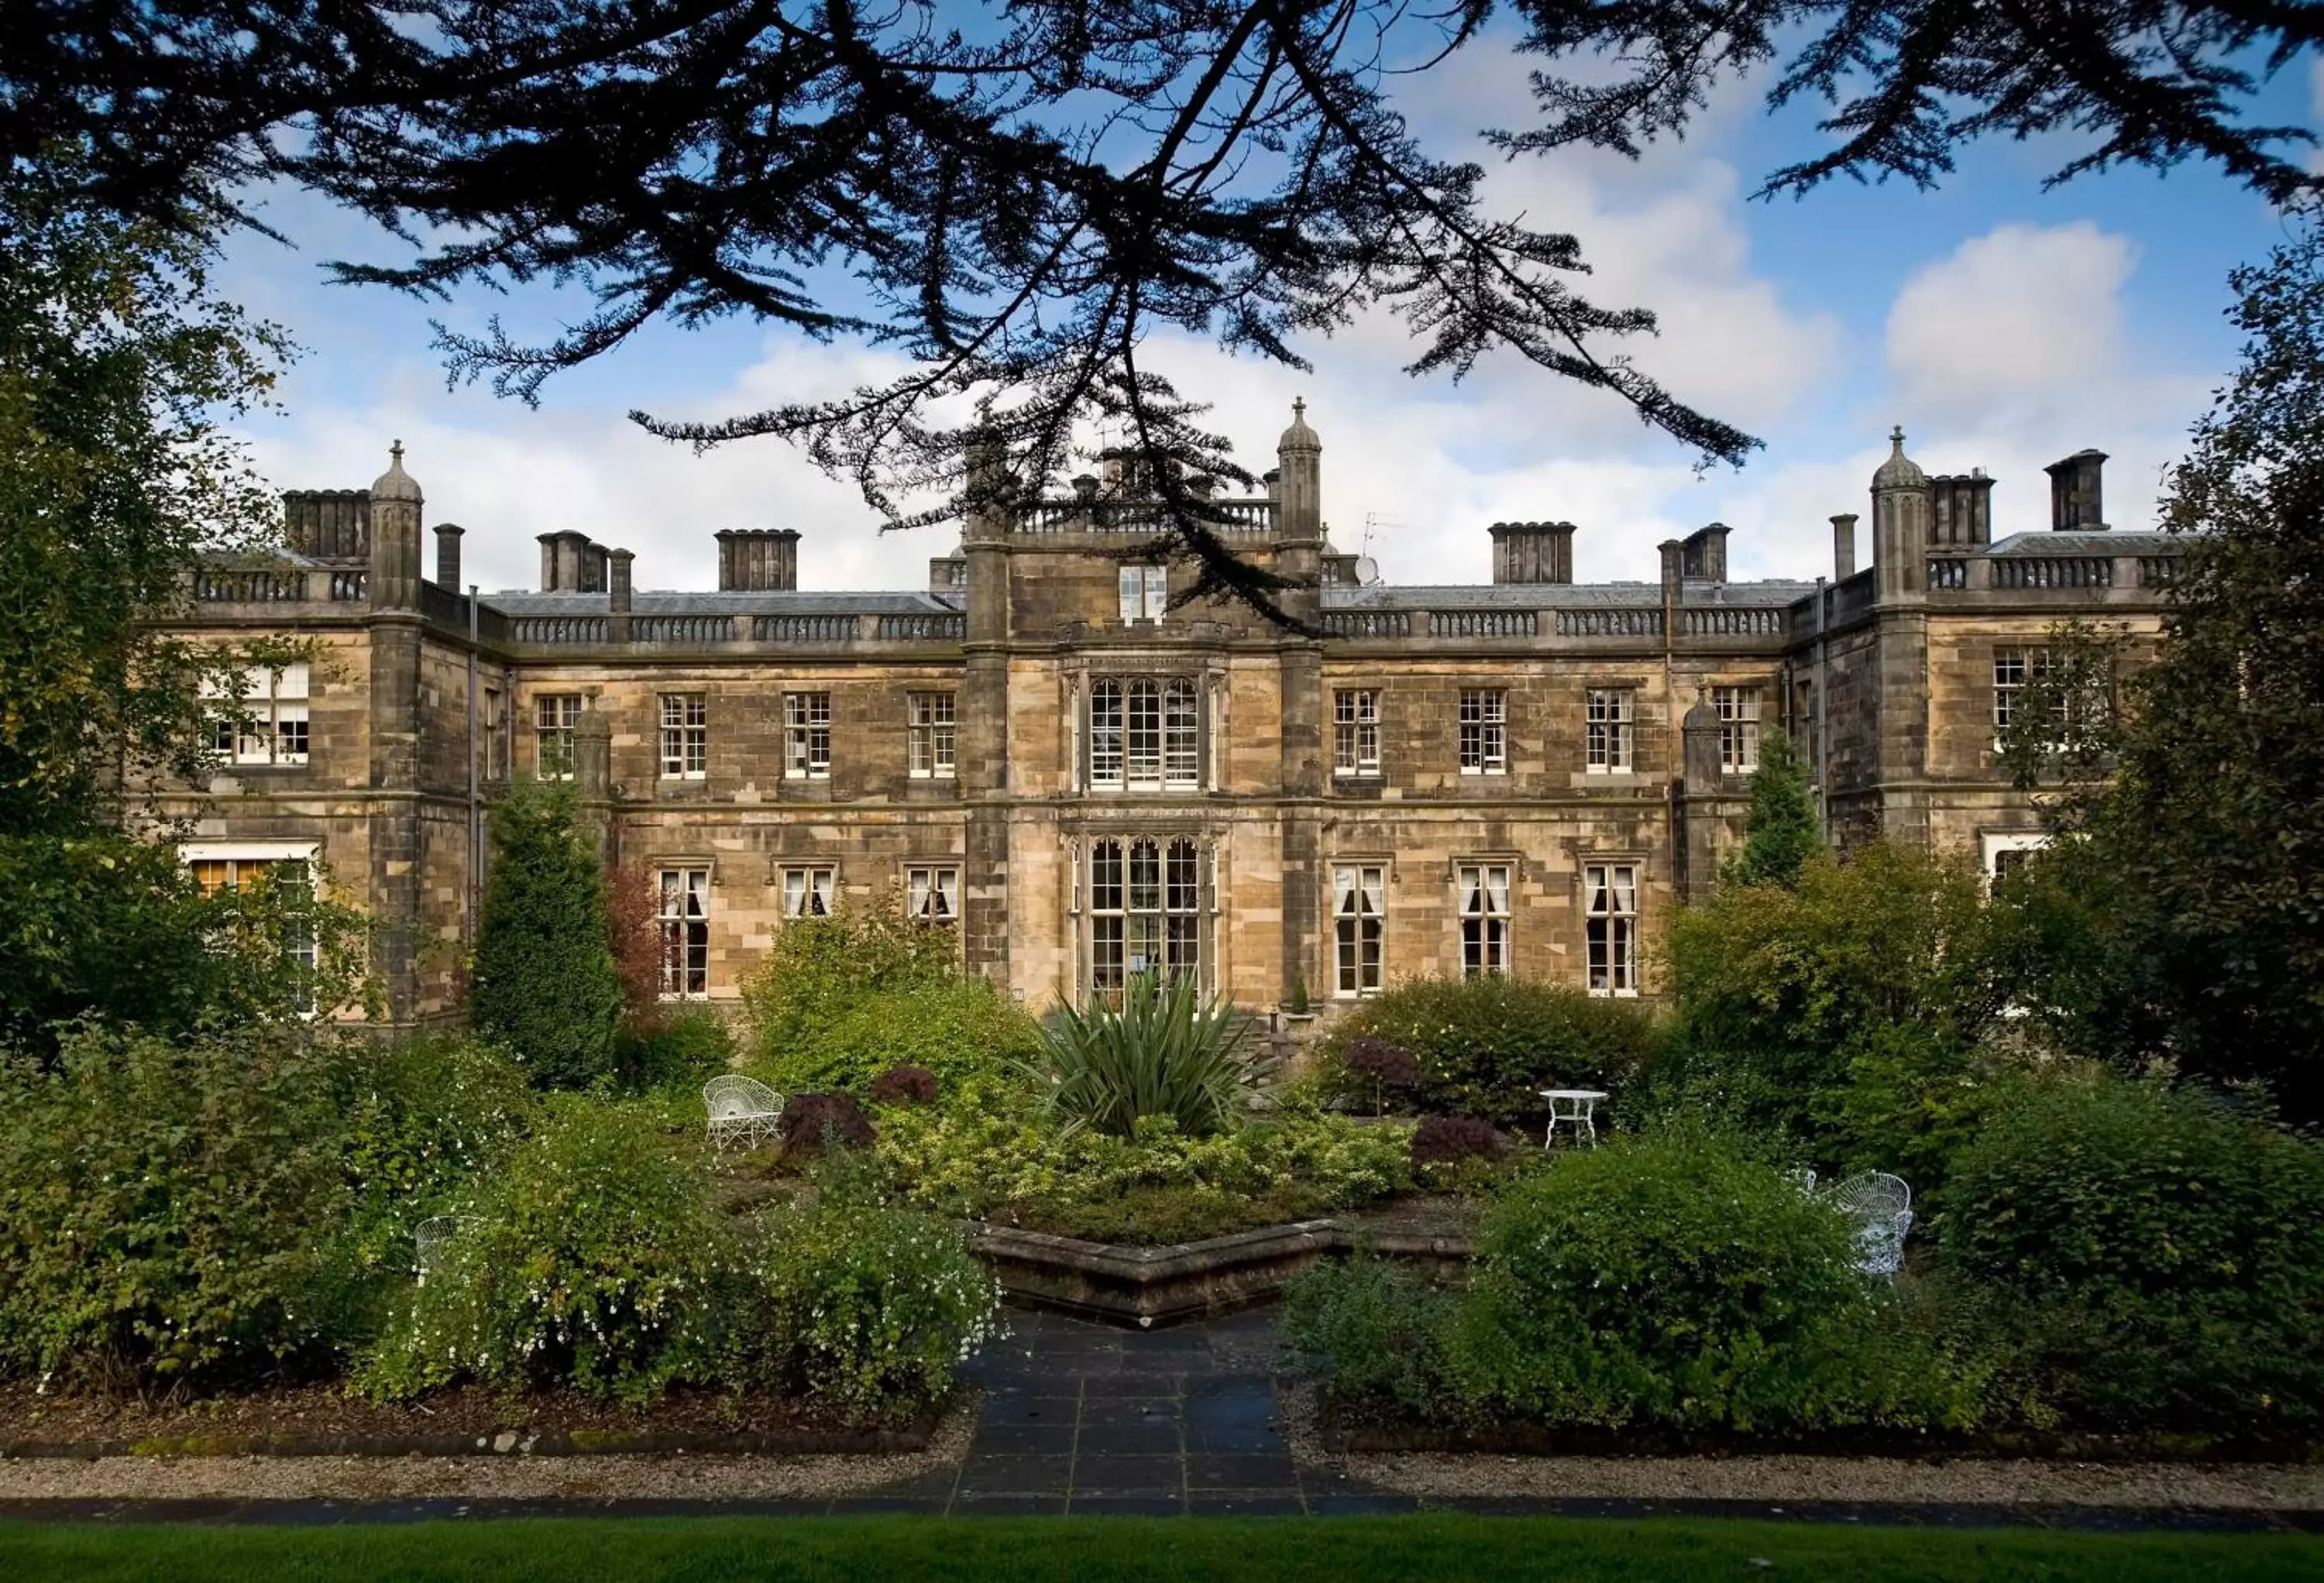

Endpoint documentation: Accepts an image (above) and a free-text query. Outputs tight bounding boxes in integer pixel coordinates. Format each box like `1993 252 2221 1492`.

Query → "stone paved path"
923 1306 1406 1516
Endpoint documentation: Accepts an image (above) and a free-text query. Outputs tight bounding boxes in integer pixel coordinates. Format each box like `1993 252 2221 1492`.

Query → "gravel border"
1277 1382 2324 1513
0 1392 975 1502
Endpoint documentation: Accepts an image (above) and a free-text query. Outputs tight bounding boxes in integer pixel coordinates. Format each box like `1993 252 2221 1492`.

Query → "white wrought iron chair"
413 1214 484 1286
1819 1171 1914 1277
705 1075 786 1149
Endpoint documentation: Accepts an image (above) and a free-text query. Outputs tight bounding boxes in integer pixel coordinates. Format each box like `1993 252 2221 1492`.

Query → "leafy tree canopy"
5 2 2317 618
1998 209 2324 1122
0 150 291 838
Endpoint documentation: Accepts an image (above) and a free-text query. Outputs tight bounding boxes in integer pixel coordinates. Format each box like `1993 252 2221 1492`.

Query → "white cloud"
1886 223 2139 426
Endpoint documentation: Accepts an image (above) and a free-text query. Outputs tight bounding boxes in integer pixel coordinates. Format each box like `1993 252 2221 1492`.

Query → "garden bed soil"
1314 1395 2324 1466
0 1379 937 1460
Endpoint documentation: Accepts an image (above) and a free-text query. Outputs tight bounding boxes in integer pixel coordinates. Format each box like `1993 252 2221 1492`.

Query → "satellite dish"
1353 555 1380 586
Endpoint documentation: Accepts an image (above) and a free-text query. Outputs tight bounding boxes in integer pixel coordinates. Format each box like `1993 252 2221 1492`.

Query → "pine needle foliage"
470 778 621 1090
1028 971 1266 1139
10 5 2319 621
1727 728 1820 889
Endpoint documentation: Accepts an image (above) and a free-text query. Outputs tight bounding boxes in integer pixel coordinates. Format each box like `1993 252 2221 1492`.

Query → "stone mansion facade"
172 407 2178 1025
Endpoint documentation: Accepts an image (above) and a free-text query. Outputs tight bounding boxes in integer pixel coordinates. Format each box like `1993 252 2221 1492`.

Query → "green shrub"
760 977 1040 1097
1319 975 1655 1128
1659 843 2005 1181
0 1023 359 1390
1446 1127 1975 1433
614 1004 735 1094
1940 1070 2324 1432
875 1083 1411 1237
358 1097 723 1403
1283 1256 1463 1421
1030 971 1265 1138
471 779 623 1089
338 1034 533 1277
740 891 960 1063
723 1196 999 1416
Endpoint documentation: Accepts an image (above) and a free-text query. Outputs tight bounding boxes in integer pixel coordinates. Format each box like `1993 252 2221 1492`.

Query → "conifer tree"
471 778 622 1088
7 3 2318 620
1728 728 1820 889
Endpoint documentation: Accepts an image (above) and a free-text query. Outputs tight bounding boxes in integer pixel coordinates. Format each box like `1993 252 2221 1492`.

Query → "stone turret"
1871 426 1929 603
1275 398 1322 547
363 441 425 1022
368 441 423 613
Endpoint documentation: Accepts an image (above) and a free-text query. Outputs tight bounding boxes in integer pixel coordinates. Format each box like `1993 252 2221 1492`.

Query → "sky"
214 27 2324 597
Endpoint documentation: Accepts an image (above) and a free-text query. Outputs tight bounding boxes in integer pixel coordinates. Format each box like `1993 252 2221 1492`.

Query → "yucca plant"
1030 972 1266 1138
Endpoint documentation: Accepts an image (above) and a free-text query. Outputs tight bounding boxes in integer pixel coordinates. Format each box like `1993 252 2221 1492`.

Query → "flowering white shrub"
724 1196 1001 1417
356 1095 723 1403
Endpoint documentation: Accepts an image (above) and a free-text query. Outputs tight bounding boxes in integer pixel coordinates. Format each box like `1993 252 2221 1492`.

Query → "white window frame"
1118 564 1168 623
1992 647 2054 744
483 685 506 781
907 864 961 925
1458 689 1507 775
908 692 957 778
1456 862 1511 977
535 693 582 780
1585 862 1639 997
1982 830 2050 893
1585 688 1633 773
657 867 710 998
1087 676 1199 792
201 663 311 767
180 840 321 1010
780 865 837 919
785 692 831 779
1333 689 1380 778
659 693 707 780
1087 836 1202 1004
1333 863 1385 998
1713 685 1761 774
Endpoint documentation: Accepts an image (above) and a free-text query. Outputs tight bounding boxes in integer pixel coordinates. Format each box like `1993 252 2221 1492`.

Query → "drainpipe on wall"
466 585 480 949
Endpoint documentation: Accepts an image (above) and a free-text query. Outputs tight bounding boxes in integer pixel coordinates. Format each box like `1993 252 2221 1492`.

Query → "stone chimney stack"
2045 449 2108 531
1659 537 1685 633
1831 513 1858 580
1929 469 1995 549
284 489 370 559
716 528 800 591
608 548 634 613
432 523 463 589
1488 521 1576 585
1680 523 1731 583
536 530 608 593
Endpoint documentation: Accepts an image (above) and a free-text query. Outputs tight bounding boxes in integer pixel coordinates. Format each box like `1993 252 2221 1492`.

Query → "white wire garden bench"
413 1214 484 1286
1818 1170 1914 1277
704 1075 786 1149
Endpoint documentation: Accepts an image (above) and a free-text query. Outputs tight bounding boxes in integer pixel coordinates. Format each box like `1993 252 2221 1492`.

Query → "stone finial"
1872 424 1927 491
1277 397 1321 455
371 438 423 503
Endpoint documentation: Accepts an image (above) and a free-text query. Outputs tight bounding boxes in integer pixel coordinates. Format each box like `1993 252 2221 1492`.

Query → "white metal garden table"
1538 1089 1608 1148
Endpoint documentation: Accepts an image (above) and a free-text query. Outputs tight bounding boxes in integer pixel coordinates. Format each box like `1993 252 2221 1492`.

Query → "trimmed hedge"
1320 975 1655 1128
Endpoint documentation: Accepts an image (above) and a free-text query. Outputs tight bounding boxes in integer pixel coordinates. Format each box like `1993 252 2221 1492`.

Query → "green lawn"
2 1515 2319 1581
